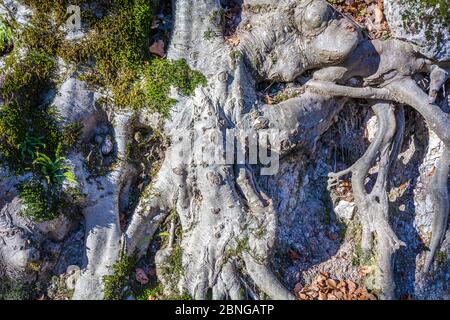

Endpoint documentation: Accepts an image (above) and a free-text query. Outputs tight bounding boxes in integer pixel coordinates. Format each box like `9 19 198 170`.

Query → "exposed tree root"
328 102 405 299
5 0 447 300
309 75 449 294
73 112 134 299
422 145 449 274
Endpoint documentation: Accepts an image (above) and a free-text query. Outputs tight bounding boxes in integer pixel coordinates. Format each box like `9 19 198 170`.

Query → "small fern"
32 144 76 185
18 134 46 161
0 16 13 55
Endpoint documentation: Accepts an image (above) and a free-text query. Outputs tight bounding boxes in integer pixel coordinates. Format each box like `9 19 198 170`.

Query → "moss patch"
399 0 449 41
102 254 137 300
0 15 13 55
1 1 206 220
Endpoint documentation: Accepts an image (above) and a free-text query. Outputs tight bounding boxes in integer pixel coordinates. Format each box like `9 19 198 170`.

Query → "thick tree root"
73 112 134 300
311 75 449 295
328 102 405 299
422 145 449 274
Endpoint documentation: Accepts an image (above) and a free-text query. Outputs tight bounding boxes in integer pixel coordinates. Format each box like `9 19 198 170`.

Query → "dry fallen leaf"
149 40 166 58
399 182 409 192
318 291 327 300
299 293 310 300
327 279 337 288
374 5 385 24
334 290 344 299
358 265 371 277
427 166 436 177
225 35 241 47
265 95 273 105
296 272 377 300
347 280 357 294
135 268 149 285
327 293 338 300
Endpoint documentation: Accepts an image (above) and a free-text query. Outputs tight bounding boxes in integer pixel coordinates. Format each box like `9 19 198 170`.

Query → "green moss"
135 284 163 300
2 49 55 104
102 254 137 300
135 283 192 300
435 251 448 265
0 276 37 300
0 48 60 174
1 0 206 219
0 48 76 222
56 0 206 113
203 28 215 41
61 122 83 152
0 15 13 55
142 58 207 116
399 0 449 41
159 245 184 288
352 243 365 266
18 179 71 222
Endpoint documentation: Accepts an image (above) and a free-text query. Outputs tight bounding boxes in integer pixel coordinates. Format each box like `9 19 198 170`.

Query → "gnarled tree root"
328 102 405 299
309 76 449 294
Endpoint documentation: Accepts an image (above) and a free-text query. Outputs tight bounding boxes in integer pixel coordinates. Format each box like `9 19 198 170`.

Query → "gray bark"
1 0 449 300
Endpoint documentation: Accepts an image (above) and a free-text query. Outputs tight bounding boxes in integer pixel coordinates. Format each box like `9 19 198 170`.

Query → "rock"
384 0 449 61
65 265 81 290
0 0 32 26
101 135 114 155
52 75 100 141
36 214 75 241
334 200 356 223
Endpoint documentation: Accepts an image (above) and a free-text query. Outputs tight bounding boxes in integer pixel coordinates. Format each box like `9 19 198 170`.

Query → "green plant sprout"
33 144 77 185
18 134 46 160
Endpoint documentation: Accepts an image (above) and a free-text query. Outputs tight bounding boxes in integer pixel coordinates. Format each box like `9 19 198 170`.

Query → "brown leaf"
358 293 370 300
355 288 365 296
327 279 337 288
317 273 328 282
428 166 436 177
347 280 357 294
299 293 309 300
310 284 320 292
337 280 347 289
367 293 377 300
374 5 385 24
135 268 149 285
327 293 338 300
334 290 344 300
225 35 241 47
265 95 273 105
358 265 371 277
149 40 166 58
318 291 327 300
308 290 319 299
399 182 408 192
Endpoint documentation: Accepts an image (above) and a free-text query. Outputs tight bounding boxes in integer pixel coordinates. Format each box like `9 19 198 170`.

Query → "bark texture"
0 0 449 300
